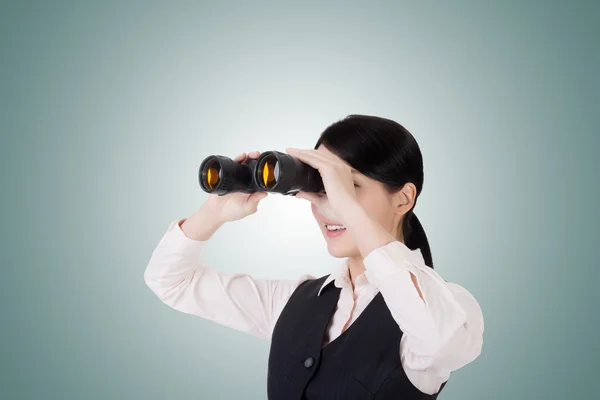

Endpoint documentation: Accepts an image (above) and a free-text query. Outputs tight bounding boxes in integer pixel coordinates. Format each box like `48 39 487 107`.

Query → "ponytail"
401 210 434 269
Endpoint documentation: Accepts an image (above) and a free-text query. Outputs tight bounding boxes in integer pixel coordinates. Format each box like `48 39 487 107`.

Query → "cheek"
356 194 389 223
311 203 320 220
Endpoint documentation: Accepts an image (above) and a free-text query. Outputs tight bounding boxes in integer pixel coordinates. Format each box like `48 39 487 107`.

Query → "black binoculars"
199 151 326 196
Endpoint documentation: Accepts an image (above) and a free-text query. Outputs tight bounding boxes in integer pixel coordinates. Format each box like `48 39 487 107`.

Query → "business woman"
144 114 484 399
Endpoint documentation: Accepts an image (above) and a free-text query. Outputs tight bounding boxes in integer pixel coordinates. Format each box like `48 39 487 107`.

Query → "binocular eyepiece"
199 151 326 196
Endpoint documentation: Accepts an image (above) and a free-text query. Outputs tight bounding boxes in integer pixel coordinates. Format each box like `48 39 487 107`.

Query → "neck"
347 256 365 287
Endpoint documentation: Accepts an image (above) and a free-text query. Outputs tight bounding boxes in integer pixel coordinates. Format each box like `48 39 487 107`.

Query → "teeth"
326 224 346 231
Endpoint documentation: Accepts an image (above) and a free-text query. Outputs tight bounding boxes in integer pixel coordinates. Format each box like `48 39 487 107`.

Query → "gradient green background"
1 1 598 399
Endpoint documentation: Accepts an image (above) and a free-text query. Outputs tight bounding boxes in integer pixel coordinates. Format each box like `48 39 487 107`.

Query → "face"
310 145 407 258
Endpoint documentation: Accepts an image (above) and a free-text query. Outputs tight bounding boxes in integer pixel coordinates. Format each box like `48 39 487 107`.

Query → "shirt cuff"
160 218 207 258
363 240 422 284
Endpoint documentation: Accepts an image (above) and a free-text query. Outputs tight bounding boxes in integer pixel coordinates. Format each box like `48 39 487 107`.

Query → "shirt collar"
317 258 369 296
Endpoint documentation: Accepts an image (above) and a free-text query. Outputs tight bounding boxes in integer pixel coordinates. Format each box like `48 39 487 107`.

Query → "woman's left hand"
285 147 360 224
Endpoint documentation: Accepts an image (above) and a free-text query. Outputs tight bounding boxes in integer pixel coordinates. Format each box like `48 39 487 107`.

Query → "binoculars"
199 151 326 196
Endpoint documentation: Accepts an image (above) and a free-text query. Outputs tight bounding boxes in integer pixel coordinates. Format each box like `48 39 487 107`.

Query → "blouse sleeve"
363 241 484 372
143 218 314 339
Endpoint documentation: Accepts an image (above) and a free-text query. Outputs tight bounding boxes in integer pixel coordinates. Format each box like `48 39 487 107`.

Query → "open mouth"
324 221 346 237
325 224 346 231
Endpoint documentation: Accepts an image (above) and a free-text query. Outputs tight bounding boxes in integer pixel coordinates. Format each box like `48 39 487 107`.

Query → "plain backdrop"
1 1 598 399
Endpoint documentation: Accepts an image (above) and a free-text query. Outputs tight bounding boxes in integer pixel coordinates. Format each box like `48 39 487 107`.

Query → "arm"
144 207 312 339
363 241 484 371
343 203 484 371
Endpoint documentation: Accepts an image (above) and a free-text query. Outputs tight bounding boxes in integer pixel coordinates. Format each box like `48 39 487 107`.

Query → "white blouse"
144 218 484 395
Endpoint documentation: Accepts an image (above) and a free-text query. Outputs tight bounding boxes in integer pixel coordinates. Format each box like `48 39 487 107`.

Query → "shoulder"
294 273 330 295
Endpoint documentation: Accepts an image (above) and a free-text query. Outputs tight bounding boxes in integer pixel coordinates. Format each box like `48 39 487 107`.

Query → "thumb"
295 192 321 204
248 191 268 203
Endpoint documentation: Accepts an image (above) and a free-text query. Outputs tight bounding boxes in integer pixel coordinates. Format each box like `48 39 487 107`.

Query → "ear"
393 183 416 215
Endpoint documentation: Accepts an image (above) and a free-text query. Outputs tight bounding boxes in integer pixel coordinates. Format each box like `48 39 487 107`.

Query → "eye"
353 182 360 187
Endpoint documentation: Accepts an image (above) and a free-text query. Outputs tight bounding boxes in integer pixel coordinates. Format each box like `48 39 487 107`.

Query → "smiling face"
310 145 408 258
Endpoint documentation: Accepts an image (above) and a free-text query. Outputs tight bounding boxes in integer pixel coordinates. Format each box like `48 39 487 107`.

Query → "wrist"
181 203 226 241
339 200 368 227
200 199 228 225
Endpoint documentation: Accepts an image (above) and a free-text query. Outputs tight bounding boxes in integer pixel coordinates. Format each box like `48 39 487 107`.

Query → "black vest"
267 275 448 399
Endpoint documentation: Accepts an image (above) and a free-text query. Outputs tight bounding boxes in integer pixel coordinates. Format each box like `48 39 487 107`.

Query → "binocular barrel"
199 151 326 196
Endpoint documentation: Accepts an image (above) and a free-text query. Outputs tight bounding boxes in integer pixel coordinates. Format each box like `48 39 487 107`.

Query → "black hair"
314 114 434 269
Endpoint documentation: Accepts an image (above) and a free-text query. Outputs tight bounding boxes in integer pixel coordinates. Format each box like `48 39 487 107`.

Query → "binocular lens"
204 160 221 190
259 156 280 189
199 150 324 195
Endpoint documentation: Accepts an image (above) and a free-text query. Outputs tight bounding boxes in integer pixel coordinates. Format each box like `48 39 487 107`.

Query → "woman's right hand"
204 151 268 223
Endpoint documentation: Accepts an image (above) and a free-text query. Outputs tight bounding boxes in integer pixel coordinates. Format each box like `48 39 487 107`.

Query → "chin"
326 246 349 258
322 235 355 258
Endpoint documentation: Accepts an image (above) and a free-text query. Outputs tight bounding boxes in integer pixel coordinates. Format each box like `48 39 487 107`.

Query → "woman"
144 114 484 399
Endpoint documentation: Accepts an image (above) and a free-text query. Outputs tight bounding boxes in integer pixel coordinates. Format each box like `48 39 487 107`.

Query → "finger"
295 191 322 204
248 191 268 203
248 150 261 159
233 152 247 162
303 150 340 166
286 148 336 169
286 148 323 169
